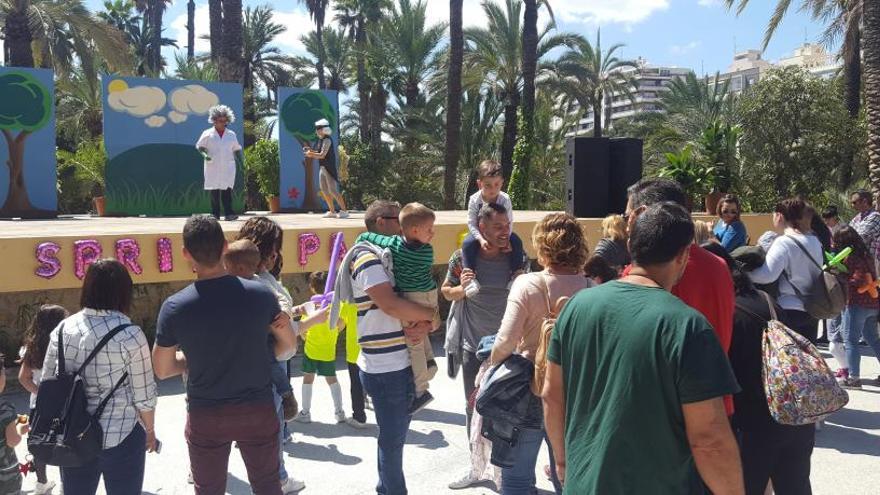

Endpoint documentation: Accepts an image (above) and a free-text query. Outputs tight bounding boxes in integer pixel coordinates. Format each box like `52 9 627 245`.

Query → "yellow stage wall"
0 214 774 294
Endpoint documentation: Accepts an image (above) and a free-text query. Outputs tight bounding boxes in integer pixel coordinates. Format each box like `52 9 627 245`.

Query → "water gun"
857 272 880 299
311 232 344 308
823 247 852 273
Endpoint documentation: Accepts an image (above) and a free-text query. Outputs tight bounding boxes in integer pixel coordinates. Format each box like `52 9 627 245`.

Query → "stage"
0 211 572 293
0 211 775 293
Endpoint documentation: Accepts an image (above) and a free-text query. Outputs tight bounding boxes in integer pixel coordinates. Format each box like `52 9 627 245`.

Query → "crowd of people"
0 165 876 494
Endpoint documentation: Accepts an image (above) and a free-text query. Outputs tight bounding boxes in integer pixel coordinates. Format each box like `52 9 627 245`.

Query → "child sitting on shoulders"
294 272 361 426
0 354 29 495
462 160 525 295
18 305 68 495
357 202 440 414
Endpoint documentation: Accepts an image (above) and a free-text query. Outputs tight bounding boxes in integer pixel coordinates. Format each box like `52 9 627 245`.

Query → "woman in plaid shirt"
42 259 158 494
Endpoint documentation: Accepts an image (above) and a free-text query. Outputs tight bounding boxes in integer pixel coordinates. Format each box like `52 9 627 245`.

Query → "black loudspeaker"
565 136 643 218
566 137 610 218
608 138 644 214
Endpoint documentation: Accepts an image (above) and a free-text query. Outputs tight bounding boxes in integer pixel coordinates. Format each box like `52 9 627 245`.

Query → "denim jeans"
61 424 146 495
271 360 293 396
842 305 880 378
274 390 290 482
360 367 414 495
500 426 544 495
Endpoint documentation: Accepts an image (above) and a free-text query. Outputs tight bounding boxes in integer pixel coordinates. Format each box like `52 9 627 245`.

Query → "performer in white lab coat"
197 105 243 221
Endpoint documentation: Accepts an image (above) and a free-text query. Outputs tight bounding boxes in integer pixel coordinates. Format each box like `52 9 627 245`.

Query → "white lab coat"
196 127 242 190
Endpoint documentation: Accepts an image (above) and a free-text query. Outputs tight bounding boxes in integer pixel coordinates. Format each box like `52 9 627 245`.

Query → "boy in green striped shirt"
356 202 440 413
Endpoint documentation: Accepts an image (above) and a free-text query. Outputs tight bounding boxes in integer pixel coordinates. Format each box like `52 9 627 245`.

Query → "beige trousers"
403 289 441 395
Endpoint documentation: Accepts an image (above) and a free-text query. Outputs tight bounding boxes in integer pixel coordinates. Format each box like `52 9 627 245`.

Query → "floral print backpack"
756 292 849 425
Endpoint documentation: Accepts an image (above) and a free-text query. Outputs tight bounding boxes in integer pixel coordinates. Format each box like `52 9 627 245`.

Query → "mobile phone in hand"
154 439 162 454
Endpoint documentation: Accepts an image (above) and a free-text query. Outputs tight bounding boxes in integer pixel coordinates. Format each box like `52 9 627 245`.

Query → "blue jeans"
500 426 544 495
461 232 525 271
273 385 290 482
842 305 880 378
271 360 293 396
360 367 414 495
61 423 145 495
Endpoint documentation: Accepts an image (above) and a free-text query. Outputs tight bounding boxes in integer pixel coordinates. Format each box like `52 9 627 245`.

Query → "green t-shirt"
356 232 436 292
547 281 740 494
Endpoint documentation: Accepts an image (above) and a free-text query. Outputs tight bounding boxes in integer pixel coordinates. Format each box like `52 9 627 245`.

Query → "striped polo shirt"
357 232 436 292
350 247 410 374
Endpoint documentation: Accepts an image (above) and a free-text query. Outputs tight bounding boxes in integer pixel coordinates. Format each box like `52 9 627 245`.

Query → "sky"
2 0 830 79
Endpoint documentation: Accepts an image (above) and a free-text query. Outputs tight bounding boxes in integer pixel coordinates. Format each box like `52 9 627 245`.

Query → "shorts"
319 167 338 197
302 355 336 377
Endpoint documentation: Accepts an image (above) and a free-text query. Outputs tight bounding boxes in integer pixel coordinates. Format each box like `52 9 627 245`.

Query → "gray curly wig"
208 105 236 124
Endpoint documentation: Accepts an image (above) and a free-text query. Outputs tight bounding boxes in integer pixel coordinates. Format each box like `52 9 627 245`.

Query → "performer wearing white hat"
197 105 243 221
304 118 348 219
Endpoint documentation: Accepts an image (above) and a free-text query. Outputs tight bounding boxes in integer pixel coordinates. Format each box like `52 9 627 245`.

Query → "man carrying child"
357 202 441 413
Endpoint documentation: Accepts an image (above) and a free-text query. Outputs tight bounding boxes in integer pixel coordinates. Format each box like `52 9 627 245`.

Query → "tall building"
709 44 841 94
708 50 771 95
574 59 691 134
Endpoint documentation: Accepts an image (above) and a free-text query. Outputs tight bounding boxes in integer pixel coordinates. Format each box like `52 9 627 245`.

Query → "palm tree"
1 0 131 78
659 71 734 140
383 0 446 108
174 52 219 80
444 0 464 208
133 0 171 73
550 31 637 138
336 0 390 146
129 19 177 76
56 67 104 141
725 0 867 188
865 0 880 200
219 0 243 82
303 27 351 91
299 0 330 89
209 0 222 61
509 0 541 208
465 0 578 180
186 0 195 60
242 5 290 93
98 0 140 41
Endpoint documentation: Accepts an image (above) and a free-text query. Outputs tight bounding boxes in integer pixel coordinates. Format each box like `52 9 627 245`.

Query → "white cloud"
108 86 167 117
169 84 220 115
550 0 670 25
697 0 723 6
170 4 210 56
670 40 701 55
144 115 167 127
274 9 312 55
168 110 188 123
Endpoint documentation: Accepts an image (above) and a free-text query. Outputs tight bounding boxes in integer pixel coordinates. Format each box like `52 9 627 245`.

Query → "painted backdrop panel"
102 76 244 216
278 88 339 211
0 67 56 218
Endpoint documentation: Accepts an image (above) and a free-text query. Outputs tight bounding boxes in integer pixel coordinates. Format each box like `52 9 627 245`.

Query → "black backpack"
28 324 131 467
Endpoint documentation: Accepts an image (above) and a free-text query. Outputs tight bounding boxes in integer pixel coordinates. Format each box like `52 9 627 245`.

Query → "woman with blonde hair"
593 214 630 272
488 212 593 494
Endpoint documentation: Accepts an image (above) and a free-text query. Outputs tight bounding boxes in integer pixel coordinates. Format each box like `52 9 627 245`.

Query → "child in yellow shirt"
294 272 359 426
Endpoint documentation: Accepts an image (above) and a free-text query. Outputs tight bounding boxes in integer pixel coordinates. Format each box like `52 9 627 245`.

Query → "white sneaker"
345 417 368 429
294 410 311 423
323 211 337 218
187 471 194 484
337 210 350 219
281 477 306 493
464 279 481 298
34 480 56 494
335 410 347 423
448 472 479 490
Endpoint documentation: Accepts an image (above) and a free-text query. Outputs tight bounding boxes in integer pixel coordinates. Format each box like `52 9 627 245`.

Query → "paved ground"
10 337 880 494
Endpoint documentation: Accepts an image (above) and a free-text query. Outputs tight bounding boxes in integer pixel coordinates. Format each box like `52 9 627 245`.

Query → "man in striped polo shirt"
348 202 435 495
357 202 442 415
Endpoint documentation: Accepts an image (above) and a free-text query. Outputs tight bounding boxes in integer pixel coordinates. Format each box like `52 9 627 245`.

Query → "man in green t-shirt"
544 202 744 495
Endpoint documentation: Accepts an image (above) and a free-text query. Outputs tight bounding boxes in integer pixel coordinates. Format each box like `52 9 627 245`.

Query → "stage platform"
0 211 774 293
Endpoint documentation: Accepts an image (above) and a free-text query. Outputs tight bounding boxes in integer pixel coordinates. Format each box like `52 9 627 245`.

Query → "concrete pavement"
10 337 880 494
